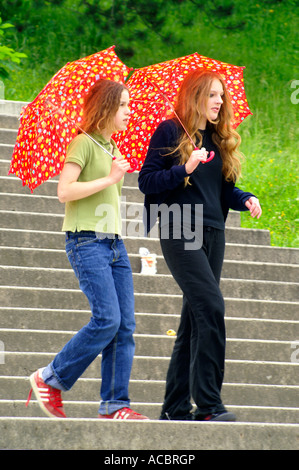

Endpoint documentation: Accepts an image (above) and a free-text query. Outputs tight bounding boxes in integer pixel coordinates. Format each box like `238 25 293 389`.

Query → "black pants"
160 226 226 419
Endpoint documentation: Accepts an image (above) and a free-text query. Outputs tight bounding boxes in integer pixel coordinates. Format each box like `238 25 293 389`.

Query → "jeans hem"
98 400 131 415
42 363 69 392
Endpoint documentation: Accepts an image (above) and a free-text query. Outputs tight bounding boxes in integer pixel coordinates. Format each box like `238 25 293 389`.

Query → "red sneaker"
98 407 149 420
26 369 66 418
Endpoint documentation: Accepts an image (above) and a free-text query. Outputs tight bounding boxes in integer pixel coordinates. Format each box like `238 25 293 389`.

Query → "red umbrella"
114 52 252 171
9 46 132 191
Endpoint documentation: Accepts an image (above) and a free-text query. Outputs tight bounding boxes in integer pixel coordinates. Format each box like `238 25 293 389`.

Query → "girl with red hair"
139 69 261 421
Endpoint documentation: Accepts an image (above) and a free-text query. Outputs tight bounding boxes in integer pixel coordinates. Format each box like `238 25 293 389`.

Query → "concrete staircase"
0 101 298 450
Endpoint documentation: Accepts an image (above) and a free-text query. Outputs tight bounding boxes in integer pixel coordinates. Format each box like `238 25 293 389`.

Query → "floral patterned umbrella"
9 46 132 191
114 52 252 171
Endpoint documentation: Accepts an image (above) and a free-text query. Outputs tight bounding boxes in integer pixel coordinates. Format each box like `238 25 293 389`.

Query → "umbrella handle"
204 150 215 163
112 156 138 173
194 148 215 164
127 158 138 173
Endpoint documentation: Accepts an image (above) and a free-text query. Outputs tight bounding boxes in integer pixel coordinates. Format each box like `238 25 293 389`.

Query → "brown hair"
80 79 128 134
172 69 242 184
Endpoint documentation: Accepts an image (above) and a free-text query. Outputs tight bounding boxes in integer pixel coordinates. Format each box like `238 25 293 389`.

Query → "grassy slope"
177 2 298 248
2 1 298 247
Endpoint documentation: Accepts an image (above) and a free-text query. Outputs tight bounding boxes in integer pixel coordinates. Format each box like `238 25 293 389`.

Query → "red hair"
173 69 242 183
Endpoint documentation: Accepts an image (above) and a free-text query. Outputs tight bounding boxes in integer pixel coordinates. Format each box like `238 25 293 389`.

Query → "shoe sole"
210 412 236 422
98 417 150 420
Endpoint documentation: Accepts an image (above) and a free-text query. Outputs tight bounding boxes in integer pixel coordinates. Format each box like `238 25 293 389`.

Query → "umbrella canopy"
9 46 132 191
114 52 252 172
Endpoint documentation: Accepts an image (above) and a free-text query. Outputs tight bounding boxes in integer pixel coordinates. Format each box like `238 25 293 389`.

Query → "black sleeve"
138 120 188 195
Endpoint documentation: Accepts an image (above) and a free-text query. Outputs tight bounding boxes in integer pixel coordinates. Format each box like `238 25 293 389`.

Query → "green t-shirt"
61 132 123 235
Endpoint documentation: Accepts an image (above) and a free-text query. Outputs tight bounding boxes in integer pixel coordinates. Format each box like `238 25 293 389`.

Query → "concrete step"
0 182 144 202
0 188 243 230
0 108 298 448
0 173 254 230
0 159 130 185
1 399 299 425
0 177 252 230
0 180 149 207
0 191 240 229
1 284 298 319
1 246 298 281
0 210 271 245
1 376 298 409
0 100 28 117
1 227 297 264
1 175 144 204
0 114 20 129
0 146 15 160
1 265 298 302
0 327 296 362
1 307 298 341
1 350 298 385
0 155 144 197
1 416 298 450
1 161 143 186
0 128 18 145
0 192 149 220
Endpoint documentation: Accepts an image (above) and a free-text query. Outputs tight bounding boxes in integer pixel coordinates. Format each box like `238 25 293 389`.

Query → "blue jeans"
42 231 136 415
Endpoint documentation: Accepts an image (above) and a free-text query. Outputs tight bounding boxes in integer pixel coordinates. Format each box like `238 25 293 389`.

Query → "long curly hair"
172 69 242 185
80 78 128 134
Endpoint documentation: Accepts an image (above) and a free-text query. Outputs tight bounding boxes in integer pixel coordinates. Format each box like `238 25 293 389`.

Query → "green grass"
238 129 298 248
2 0 298 247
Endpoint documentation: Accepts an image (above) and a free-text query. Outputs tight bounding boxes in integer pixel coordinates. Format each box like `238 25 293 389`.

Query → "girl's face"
113 89 130 132
206 78 224 122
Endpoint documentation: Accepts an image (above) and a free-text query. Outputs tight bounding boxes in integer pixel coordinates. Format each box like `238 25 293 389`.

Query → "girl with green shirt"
26 79 149 420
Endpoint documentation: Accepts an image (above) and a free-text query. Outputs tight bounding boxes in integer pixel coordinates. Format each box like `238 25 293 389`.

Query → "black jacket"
138 119 254 235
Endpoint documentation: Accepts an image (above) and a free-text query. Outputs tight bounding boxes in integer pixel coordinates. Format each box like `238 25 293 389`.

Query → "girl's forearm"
58 175 114 203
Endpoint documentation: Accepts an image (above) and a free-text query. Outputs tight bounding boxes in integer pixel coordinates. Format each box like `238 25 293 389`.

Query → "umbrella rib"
132 99 167 105
20 70 91 132
142 76 196 149
78 127 114 158
47 100 115 159
18 102 115 161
